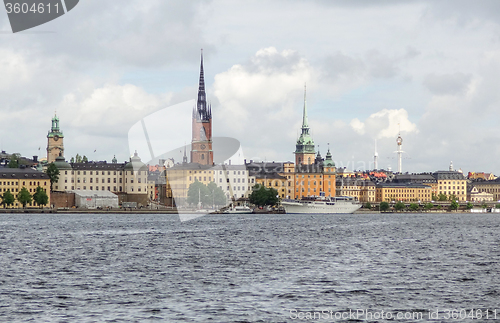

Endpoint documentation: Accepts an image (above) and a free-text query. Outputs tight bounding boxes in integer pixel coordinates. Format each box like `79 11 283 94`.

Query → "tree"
481 202 488 209
75 154 82 163
466 202 473 210
249 184 279 207
448 194 457 201
45 163 60 191
394 201 406 212
450 200 459 211
70 157 75 163
1 190 15 208
431 193 438 201
409 203 419 211
33 186 49 208
363 202 372 209
82 155 88 163
206 182 227 207
495 203 500 209
187 179 209 207
424 202 434 211
379 201 390 212
8 154 19 168
17 187 32 208
438 193 448 201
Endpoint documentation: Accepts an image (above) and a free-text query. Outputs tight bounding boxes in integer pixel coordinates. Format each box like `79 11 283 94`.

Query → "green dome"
124 151 147 171
53 155 72 170
324 148 335 167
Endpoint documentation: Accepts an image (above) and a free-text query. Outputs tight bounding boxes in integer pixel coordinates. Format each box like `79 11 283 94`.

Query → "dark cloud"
423 72 472 95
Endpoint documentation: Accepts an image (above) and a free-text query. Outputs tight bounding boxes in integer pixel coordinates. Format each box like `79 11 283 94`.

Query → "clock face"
54 135 59 141
201 144 206 149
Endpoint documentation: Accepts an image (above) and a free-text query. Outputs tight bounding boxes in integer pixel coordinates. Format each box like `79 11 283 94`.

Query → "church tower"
47 114 64 163
191 49 213 165
294 85 315 166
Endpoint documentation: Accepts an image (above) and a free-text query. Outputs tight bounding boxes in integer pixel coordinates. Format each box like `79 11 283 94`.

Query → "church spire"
302 83 309 129
195 49 211 121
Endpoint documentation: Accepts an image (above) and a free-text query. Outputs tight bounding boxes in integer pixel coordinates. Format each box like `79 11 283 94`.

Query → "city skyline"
1 1 500 174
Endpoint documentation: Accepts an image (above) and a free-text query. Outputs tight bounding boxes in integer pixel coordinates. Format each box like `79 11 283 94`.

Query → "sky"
1 0 500 174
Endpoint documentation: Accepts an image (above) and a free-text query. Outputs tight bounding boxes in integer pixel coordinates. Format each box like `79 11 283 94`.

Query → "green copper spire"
324 144 335 167
302 83 308 129
295 84 315 154
48 113 64 138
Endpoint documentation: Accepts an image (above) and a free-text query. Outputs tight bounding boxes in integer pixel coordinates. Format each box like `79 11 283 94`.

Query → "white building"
212 165 255 200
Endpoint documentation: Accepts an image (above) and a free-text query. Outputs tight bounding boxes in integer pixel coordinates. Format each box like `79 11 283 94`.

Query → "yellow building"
165 163 214 206
375 183 432 203
433 171 467 201
336 177 376 202
0 168 51 208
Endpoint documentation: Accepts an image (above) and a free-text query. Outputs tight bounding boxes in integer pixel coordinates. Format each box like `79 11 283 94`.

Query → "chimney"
33 156 38 162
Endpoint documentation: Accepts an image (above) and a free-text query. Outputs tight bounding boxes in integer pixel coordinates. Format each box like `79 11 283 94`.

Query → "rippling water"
1 213 499 322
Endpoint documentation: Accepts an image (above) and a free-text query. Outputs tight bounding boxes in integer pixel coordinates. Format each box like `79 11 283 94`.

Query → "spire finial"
302 83 308 128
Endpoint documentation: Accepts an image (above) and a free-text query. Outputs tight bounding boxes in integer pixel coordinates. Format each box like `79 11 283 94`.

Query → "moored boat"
223 205 253 214
281 196 361 214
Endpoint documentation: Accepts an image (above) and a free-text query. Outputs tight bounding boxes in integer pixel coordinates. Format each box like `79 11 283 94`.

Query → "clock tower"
191 50 213 165
47 114 64 163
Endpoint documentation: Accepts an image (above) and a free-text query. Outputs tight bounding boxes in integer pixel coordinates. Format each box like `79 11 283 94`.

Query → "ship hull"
281 200 361 214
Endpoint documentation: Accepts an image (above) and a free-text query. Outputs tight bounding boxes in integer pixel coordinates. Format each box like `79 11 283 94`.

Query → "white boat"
223 205 253 214
281 196 361 214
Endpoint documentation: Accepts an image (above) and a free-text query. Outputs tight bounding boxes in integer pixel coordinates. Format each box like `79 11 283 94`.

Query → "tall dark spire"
194 49 211 121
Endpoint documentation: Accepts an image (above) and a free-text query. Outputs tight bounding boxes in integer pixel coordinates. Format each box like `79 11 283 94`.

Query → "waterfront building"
165 162 214 206
375 182 432 203
393 173 438 197
336 177 376 202
468 186 494 202
47 114 64 163
433 171 467 201
294 149 336 199
52 152 150 205
246 161 287 198
467 178 500 201
0 168 50 208
213 164 254 200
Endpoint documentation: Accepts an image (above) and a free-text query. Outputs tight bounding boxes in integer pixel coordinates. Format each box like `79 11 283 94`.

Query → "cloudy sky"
2 0 500 174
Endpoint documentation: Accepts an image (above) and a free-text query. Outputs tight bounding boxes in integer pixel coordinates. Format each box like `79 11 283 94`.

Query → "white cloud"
60 83 172 136
350 109 418 139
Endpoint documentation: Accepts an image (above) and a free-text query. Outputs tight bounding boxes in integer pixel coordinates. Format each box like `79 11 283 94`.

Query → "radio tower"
374 139 378 171
396 128 404 174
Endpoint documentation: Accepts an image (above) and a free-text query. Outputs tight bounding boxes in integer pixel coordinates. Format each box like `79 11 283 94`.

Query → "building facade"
433 171 467 201
375 182 433 203
52 152 150 205
0 168 50 208
336 177 376 202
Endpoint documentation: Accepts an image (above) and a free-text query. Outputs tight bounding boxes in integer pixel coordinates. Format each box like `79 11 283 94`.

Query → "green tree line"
0 186 49 208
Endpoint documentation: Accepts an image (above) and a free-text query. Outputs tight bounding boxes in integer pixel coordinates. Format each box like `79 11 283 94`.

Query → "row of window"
1 181 48 186
65 170 145 176
439 186 465 190
1 187 47 193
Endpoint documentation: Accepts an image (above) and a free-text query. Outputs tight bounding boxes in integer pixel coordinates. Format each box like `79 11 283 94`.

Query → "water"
1 213 499 322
